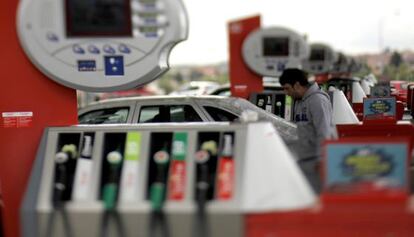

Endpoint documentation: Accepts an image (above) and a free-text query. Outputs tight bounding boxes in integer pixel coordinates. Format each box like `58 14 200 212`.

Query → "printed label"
119 132 142 201
72 159 93 201
216 158 235 200
363 97 396 120
168 160 186 200
168 132 188 200
2 112 33 128
325 143 408 194
119 160 140 202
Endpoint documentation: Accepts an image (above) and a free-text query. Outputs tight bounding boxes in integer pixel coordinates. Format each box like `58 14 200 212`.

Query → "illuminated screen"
66 0 132 37
310 49 325 61
263 37 289 56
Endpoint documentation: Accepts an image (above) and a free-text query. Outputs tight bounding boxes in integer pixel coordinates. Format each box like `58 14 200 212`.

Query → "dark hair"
279 68 309 87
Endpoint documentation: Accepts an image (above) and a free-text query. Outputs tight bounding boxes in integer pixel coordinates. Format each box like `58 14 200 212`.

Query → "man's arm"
309 95 336 156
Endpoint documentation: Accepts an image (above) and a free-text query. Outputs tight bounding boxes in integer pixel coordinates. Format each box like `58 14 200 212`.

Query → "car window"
203 106 238 122
138 105 202 123
78 107 129 124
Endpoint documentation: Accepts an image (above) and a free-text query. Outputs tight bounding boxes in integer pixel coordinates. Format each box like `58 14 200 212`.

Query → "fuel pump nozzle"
102 150 123 210
53 144 77 206
193 140 218 237
100 149 125 237
195 141 218 205
47 144 77 237
149 145 171 237
150 147 170 211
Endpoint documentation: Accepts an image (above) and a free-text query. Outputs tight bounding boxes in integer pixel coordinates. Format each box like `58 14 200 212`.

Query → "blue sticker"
78 60 96 72
363 97 396 119
104 56 124 76
326 143 407 190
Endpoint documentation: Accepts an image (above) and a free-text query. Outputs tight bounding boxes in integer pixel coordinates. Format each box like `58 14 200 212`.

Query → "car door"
132 98 211 123
78 100 137 124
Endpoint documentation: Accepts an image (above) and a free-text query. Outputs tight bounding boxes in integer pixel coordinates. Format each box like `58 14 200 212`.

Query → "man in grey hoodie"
279 68 337 192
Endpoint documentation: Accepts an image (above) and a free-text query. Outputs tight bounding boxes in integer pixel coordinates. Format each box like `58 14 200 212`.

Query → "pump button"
118 44 131 54
72 44 85 54
88 45 100 54
103 45 116 54
46 32 59 42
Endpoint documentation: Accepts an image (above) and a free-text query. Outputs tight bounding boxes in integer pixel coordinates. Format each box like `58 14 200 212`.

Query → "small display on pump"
66 0 132 37
263 37 289 56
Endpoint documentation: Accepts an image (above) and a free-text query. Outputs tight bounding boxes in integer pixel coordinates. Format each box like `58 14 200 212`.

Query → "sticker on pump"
168 132 188 200
168 160 186 200
119 132 142 202
216 158 235 200
2 111 33 128
216 133 235 200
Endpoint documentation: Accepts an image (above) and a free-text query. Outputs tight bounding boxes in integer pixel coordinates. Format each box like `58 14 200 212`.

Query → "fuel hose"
193 140 217 237
149 147 170 237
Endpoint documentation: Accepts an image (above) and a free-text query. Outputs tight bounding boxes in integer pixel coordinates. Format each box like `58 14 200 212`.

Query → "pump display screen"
310 49 325 61
65 0 132 37
262 37 289 56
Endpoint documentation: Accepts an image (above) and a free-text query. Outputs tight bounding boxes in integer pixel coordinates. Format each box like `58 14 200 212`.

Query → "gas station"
2 1 414 237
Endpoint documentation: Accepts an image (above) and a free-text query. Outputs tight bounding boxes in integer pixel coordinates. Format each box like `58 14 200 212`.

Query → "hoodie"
293 83 338 160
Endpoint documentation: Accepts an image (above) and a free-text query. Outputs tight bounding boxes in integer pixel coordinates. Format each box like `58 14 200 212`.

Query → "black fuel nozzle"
52 144 77 207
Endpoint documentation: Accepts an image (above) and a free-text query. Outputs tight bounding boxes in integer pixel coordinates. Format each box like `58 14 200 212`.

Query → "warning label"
2 112 33 128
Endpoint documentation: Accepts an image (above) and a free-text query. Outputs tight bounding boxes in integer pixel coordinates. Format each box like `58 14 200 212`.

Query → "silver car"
78 95 298 142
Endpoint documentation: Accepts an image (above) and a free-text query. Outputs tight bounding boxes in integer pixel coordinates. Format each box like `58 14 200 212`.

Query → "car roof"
80 95 243 108
209 83 282 95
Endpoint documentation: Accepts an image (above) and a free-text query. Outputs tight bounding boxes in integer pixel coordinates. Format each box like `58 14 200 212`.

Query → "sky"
169 0 414 66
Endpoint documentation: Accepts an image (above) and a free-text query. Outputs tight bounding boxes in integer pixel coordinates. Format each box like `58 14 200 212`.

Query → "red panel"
246 202 414 237
315 74 331 84
352 103 364 121
228 16 263 99
336 124 414 153
0 1 78 236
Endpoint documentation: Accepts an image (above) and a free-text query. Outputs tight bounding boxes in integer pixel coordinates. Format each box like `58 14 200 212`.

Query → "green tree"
389 51 403 67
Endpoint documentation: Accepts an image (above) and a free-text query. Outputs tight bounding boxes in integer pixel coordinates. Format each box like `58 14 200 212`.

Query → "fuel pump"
242 26 309 77
303 43 337 77
241 26 307 119
17 0 189 92
331 52 350 76
249 92 293 120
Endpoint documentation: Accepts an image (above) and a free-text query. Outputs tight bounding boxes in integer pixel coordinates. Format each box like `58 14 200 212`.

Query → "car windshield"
78 107 129 124
196 97 298 142
138 105 202 123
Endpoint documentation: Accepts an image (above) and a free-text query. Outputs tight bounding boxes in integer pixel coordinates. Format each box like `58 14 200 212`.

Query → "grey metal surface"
21 129 49 237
